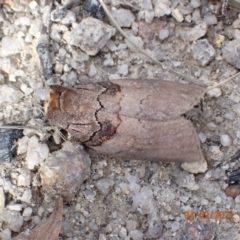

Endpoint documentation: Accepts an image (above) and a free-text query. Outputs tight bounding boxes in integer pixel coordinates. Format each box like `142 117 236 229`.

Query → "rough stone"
70 17 116 56
125 36 144 52
40 141 91 201
26 135 49 170
0 210 23 232
152 0 171 17
186 21 208 41
95 178 115 196
111 8 135 27
191 39 216 66
0 85 24 108
0 37 24 57
222 40 240 69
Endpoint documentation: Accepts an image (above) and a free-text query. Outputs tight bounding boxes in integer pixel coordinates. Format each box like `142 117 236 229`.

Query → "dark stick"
36 0 55 85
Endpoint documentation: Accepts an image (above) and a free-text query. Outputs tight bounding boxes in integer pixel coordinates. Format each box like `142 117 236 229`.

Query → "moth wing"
98 79 205 121
90 114 205 163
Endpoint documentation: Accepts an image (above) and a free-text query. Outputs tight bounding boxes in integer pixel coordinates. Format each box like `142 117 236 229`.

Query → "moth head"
44 86 62 114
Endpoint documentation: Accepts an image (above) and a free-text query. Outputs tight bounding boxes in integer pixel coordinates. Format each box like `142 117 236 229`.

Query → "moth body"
44 79 207 170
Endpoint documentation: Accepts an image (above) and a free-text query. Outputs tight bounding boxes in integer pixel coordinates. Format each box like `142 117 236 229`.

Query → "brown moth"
44 79 207 173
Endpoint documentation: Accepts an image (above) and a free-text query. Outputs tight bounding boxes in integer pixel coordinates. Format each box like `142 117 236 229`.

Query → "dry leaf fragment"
12 198 63 240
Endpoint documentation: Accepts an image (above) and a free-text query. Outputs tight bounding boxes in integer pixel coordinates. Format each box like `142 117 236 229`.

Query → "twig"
36 0 55 85
207 72 240 92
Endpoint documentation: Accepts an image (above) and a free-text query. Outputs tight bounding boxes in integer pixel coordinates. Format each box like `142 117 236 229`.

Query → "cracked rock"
70 17 116 56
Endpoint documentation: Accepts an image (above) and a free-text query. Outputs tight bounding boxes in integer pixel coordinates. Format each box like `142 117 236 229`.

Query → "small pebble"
118 64 128 75
225 185 240 198
0 228 11 240
22 207 33 217
206 88 222 98
111 8 135 27
198 132 207 143
215 195 222 204
129 230 144 240
233 214 240 223
171 8 184 22
95 178 115 196
159 29 169 40
88 63 97 77
204 14 217 25
0 210 23 232
26 135 49 170
7 204 23 211
20 189 32 203
191 0 201 8
220 134 232 147
201 198 209 205
125 36 144 52
191 39 216 66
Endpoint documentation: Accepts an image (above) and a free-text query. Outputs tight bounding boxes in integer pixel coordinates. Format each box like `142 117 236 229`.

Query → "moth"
44 79 207 173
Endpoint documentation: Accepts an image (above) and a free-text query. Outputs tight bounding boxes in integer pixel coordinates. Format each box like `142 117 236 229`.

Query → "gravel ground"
1 0 240 239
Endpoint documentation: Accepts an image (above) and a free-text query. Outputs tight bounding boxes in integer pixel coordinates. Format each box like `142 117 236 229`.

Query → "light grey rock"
152 0 171 17
192 9 201 23
118 64 128 75
22 207 32 217
201 198 209 205
186 21 207 41
159 29 169 40
111 0 154 23
70 17 116 56
0 37 24 57
0 85 24 108
191 39 216 66
0 228 11 240
233 103 240 117
172 8 184 22
61 10 76 25
191 0 201 8
0 210 23 232
28 19 42 37
20 83 33 96
119 227 127 238
37 206 44 217
198 132 207 143
125 36 144 52
129 229 144 240
204 14 217 25
88 63 97 77
173 168 199 191
26 135 49 170
7 203 23 211
111 8 135 27
15 16 31 26
222 40 240 69
126 219 139 231
0 57 17 74
181 160 207 174
172 61 182 67
146 216 163 238
20 189 32 203
17 169 31 187
132 187 154 214
95 178 115 196
220 134 232 146
206 88 222 98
